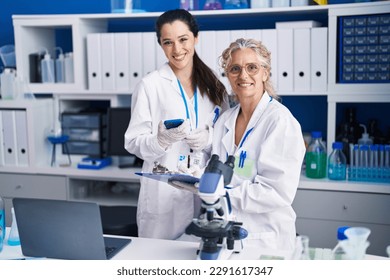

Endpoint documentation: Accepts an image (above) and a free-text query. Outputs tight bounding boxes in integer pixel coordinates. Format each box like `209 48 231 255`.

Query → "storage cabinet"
0 173 67 226
293 188 390 256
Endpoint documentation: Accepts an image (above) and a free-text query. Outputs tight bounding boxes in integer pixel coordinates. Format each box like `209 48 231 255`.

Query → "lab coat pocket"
234 154 255 178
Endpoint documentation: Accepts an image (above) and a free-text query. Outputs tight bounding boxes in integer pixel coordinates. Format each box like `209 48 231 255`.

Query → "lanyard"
177 79 198 129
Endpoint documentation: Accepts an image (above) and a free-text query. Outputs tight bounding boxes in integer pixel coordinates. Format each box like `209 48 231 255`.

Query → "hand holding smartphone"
164 119 184 129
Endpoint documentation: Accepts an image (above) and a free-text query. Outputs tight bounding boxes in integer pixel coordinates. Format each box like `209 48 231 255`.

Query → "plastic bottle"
305 131 327 179
0 196 5 240
332 226 350 260
55 47 65 83
7 207 20 246
41 51 55 83
64 52 74 83
0 67 17 99
358 124 373 145
328 142 347 180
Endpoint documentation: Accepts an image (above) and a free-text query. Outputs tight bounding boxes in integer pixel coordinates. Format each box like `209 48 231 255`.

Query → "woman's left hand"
185 128 209 151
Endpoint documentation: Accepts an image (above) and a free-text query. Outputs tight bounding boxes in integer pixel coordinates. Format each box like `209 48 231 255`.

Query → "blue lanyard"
177 79 198 129
235 96 273 168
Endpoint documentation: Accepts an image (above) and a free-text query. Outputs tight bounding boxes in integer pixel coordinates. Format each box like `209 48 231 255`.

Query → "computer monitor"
106 107 143 168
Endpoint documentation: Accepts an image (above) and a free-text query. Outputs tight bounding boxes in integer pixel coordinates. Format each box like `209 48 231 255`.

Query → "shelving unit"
1 1 389 255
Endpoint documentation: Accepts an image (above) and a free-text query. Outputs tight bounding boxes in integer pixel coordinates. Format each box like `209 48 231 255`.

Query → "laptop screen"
13 198 130 260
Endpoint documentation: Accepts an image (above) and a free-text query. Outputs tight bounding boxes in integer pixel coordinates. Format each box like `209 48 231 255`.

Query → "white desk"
1 232 387 260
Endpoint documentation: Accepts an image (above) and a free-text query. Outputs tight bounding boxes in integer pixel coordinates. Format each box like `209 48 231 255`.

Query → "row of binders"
87 23 328 93
0 109 29 166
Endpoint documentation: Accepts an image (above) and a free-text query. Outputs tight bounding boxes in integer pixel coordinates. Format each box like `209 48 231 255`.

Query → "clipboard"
135 172 199 193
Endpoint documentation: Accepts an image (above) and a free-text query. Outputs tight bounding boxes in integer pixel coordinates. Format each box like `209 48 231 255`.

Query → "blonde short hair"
220 38 277 99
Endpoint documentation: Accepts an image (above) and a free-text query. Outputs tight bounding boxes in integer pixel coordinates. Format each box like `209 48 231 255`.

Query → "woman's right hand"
157 119 190 150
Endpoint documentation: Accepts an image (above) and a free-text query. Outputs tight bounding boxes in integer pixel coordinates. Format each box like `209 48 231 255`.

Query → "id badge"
234 154 255 178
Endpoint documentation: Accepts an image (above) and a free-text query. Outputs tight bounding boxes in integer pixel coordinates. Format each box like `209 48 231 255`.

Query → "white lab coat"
211 91 306 251
125 63 229 240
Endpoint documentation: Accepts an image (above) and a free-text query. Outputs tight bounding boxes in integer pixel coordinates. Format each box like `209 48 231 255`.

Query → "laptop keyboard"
105 246 116 258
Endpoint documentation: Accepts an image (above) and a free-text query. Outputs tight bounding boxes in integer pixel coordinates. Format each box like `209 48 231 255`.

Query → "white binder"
262 29 278 90
156 41 167 69
277 28 294 92
311 27 328 92
293 28 311 92
1 110 17 166
114 33 130 91
128 32 143 93
215 30 231 92
14 109 29 166
101 33 116 90
142 32 156 76
200 30 216 71
245 29 262 41
0 111 4 166
230 30 246 42
86 33 102 90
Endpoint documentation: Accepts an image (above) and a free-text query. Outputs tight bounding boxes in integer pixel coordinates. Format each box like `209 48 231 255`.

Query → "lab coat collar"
221 91 272 154
158 63 181 95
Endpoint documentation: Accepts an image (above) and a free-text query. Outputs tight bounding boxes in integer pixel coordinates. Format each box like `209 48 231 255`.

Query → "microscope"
185 154 248 260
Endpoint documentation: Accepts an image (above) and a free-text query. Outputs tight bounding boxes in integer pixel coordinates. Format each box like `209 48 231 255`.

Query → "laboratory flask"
305 131 327 178
328 142 347 180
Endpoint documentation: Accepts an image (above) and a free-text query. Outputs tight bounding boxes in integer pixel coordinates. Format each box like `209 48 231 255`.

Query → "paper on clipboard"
135 172 200 193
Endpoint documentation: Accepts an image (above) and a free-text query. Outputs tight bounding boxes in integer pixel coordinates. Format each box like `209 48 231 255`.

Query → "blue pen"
212 106 220 126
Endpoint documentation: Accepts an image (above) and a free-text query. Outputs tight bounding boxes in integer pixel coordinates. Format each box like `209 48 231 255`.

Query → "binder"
86 33 102 90
100 33 116 90
293 28 311 92
230 30 246 42
142 32 156 76
245 29 262 41
156 42 167 69
128 32 143 93
262 29 278 90
0 111 4 166
311 27 328 92
14 109 29 166
277 28 294 92
199 30 216 71
114 33 130 91
215 30 231 92
1 110 17 166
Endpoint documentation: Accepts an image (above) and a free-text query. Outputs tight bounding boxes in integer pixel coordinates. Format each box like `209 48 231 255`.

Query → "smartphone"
164 119 184 129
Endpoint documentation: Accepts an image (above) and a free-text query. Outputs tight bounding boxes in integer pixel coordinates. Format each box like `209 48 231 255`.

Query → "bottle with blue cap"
305 131 327 179
328 142 347 180
332 226 350 260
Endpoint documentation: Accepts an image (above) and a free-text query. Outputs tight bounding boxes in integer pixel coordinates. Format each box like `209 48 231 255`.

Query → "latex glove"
185 128 210 151
178 161 203 178
157 119 190 150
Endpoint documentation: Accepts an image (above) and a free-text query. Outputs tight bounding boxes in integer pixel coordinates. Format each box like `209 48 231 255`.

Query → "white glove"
178 162 203 178
157 119 190 150
185 128 210 151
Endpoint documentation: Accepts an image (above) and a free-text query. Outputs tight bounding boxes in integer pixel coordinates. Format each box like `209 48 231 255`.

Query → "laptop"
13 198 131 260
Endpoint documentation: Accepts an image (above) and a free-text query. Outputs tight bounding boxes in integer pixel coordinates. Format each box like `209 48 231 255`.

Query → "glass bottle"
203 0 222 10
299 235 311 260
7 207 20 246
336 107 360 164
328 142 347 180
305 131 327 179
0 196 5 240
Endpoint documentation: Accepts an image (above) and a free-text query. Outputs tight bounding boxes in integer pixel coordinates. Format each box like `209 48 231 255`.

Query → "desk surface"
0 232 387 260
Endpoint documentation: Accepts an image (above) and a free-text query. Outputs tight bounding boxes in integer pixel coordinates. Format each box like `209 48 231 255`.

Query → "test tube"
369 144 378 180
360 145 369 179
349 143 354 180
385 145 390 168
353 144 360 180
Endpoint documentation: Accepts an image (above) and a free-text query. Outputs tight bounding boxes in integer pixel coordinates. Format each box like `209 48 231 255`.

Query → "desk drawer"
0 173 67 199
292 189 390 225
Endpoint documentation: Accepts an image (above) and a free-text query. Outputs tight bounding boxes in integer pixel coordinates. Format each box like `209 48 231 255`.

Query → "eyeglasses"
227 63 265 77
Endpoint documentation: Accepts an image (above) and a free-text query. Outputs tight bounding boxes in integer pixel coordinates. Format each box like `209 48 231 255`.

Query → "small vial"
7 207 20 246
